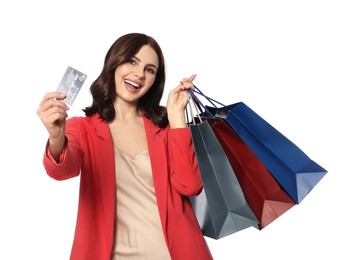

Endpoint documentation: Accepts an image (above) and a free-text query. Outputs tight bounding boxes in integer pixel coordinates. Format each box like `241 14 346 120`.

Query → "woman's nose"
134 67 145 79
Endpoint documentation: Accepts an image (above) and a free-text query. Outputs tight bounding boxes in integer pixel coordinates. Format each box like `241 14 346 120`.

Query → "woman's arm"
168 127 203 196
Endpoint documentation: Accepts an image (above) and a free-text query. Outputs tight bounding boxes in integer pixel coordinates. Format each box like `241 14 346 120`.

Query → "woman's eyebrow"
133 56 158 69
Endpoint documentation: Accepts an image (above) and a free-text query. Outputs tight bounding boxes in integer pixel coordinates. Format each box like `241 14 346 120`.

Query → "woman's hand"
36 91 69 160
167 74 196 128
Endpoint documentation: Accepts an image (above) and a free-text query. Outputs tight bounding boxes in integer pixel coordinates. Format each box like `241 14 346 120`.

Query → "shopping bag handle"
187 92 203 124
187 89 214 118
187 85 227 118
190 85 226 108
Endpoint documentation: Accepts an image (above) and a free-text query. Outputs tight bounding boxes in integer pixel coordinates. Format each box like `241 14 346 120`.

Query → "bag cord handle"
187 92 202 125
190 85 226 107
187 85 226 118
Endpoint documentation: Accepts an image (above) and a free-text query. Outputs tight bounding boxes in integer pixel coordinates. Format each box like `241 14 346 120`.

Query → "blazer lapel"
143 117 168 232
90 115 116 242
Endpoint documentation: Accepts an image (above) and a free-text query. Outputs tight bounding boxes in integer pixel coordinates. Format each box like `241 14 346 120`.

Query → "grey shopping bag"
188 101 259 239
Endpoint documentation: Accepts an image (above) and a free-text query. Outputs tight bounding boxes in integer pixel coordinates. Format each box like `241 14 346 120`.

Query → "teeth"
124 80 140 88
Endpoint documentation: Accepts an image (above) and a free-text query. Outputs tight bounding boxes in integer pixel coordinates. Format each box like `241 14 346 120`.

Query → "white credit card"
56 66 87 105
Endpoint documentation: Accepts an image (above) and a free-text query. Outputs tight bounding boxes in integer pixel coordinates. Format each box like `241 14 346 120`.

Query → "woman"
37 33 213 260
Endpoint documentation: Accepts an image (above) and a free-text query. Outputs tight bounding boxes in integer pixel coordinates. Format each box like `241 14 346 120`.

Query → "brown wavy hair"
83 33 168 128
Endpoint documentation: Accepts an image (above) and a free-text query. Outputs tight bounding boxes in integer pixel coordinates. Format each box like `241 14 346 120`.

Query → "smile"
124 79 141 89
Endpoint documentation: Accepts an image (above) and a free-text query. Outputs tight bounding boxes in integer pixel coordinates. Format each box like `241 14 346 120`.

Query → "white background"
1 0 354 259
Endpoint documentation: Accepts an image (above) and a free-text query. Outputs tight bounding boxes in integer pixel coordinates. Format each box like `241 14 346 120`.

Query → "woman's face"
114 44 159 105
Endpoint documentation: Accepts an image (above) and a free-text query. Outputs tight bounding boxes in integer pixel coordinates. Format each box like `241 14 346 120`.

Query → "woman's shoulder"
67 113 108 133
67 113 103 124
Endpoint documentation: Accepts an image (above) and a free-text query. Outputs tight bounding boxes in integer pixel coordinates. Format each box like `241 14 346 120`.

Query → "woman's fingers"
38 92 68 113
168 74 198 109
180 74 196 90
181 74 197 83
37 92 69 138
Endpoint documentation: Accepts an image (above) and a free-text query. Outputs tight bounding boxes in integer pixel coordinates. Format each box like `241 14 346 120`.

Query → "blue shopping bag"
189 88 328 204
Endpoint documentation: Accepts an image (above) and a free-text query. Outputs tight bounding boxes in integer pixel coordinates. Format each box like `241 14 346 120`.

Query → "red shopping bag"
205 117 296 229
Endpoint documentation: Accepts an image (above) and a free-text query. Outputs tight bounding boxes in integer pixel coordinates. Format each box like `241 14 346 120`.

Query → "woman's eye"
146 68 156 74
129 59 136 65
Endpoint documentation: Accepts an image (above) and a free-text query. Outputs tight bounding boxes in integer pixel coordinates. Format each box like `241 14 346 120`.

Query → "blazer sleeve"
167 127 203 196
43 117 83 181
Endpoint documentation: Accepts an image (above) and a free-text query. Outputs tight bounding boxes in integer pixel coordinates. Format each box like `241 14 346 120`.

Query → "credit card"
56 66 87 105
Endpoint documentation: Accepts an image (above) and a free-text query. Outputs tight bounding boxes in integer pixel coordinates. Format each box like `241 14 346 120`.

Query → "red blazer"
43 114 213 260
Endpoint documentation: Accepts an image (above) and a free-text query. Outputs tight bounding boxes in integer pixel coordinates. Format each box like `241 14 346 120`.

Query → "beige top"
111 147 171 260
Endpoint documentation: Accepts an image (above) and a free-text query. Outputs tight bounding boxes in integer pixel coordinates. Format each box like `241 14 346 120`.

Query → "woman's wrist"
168 110 187 128
48 135 67 161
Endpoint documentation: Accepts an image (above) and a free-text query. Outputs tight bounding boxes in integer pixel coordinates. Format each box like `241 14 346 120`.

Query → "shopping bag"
206 117 296 229
190 87 328 204
187 97 259 239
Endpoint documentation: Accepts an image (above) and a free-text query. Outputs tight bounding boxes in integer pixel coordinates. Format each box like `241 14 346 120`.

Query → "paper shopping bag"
206 117 296 229
206 102 327 204
189 119 259 239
